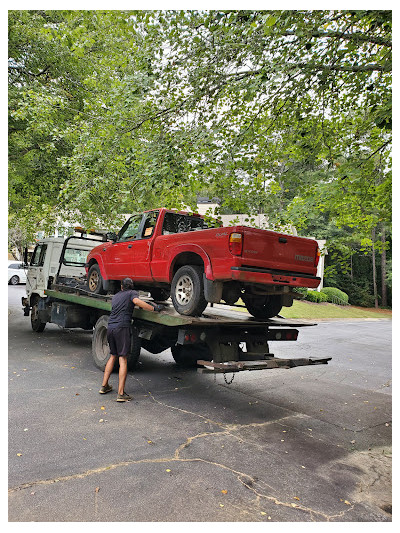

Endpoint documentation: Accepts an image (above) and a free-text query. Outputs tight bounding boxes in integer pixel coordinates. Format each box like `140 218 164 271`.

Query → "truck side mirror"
106 232 118 242
23 247 28 266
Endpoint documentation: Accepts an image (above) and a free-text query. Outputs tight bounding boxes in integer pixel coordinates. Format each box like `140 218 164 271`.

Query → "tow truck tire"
9 275 19 285
87 264 106 295
171 265 207 316
92 315 141 371
171 343 212 368
31 301 46 332
150 288 170 302
244 295 283 319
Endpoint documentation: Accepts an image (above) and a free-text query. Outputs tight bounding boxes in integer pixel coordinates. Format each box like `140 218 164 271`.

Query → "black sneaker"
99 384 113 394
116 392 132 402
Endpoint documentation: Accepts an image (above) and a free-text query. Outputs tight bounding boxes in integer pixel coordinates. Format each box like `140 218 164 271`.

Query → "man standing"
99 277 163 402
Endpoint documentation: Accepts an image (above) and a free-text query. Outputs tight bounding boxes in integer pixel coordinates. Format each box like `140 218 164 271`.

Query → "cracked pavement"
8 286 391 522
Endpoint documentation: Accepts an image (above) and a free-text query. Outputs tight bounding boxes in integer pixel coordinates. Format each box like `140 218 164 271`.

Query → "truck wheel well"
172 252 204 276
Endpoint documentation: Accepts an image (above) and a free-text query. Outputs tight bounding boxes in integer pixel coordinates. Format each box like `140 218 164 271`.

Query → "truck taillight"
229 232 243 256
314 247 321 267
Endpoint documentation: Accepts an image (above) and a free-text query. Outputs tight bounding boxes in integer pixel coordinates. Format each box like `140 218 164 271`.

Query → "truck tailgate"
240 227 318 274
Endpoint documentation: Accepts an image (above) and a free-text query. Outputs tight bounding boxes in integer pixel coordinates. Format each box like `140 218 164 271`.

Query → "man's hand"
149 302 165 312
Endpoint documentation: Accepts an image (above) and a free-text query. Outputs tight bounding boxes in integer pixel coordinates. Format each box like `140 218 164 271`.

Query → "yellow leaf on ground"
166 469 171 472
221 490 227 494
100 406 105 410
16 453 22 457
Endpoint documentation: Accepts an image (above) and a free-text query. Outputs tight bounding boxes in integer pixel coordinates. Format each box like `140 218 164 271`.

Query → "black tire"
92 315 111 370
31 301 46 332
9 275 19 285
243 295 283 319
171 343 212 368
150 288 170 302
92 315 141 371
87 264 106 295
171 265 207 316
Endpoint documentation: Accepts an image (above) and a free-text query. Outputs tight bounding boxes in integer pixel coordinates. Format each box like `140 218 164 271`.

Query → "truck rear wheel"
171 265 207 316
92 315 141 371
171 343 212 368
87 264 106 295
244 295 283 319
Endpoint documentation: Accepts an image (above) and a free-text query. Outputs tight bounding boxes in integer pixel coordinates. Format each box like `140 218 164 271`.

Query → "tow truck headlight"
229 233 243 256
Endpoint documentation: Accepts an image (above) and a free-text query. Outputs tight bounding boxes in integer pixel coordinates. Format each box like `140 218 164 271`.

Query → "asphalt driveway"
8 285 392 522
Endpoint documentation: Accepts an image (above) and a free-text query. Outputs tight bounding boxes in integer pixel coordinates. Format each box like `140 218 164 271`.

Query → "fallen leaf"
31 492 35 495
100 406 105 410
221 490 228 494
147 440 153 444
95 487 100 493
291 503 298 508
301 466 306 469
260 512 266 515
75 393 80 396
219 504 224 508
23 428 28 432
350 440 356 444
166 469 171 472
17 453 22 457
99 419 104 423
293 497 300 501
344 500 351 505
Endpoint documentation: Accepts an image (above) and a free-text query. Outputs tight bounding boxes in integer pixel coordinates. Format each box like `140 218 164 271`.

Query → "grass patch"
233 299 392 319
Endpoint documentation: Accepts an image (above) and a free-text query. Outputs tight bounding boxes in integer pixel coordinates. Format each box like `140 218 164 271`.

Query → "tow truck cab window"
162 212 207 235
31 244 48 266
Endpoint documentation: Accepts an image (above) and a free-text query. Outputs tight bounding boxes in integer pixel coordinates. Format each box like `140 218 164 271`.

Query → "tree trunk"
371 227 379 308
381 225 387 307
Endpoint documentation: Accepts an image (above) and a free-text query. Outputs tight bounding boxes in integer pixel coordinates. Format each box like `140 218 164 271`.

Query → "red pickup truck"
85 208 321 318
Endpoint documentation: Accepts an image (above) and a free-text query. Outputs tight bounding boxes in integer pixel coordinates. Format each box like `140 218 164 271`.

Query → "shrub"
293 287 308 297
305 290 328 303
321 286 349 304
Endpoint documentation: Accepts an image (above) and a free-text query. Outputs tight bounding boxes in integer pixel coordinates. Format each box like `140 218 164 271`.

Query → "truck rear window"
162 213 207 235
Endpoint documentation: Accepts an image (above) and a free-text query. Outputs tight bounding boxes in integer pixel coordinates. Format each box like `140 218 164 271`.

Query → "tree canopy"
8 9 392 304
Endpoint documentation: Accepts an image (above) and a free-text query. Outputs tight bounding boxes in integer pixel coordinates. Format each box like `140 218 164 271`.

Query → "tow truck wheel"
87 264 106 295
171 343 212 368
31 301 46 332
9 275 19 285
244 295 283 319
171 265 207 316
92 315 141 371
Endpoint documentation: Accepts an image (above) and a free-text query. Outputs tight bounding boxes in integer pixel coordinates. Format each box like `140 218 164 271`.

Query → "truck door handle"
279 237 287 243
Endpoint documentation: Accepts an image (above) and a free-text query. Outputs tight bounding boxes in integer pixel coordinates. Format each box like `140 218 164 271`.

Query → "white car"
8 260 27 285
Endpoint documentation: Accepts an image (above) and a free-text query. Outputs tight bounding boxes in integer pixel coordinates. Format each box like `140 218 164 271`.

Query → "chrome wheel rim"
175 275 194 305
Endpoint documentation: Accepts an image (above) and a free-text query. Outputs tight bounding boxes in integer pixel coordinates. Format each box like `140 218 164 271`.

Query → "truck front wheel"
171 265 207 316
92 315 141 371
88 264 106 295
243 295 283 319
31 300 46 332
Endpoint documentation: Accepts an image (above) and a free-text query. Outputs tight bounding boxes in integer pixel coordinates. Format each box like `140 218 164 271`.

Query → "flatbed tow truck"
22 233 331 375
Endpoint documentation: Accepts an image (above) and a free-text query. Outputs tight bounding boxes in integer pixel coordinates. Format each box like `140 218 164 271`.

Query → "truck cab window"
162 213 207 235
141 211 159 238
118 214 143 242
31 244 48 266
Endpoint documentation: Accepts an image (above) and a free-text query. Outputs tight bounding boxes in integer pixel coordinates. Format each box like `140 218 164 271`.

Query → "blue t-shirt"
107 289 139 330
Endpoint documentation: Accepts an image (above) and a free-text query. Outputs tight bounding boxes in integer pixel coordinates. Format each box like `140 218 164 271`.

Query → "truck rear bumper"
231 266 320 288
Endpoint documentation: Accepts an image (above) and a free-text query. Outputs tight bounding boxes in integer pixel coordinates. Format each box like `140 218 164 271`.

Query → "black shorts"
107 327 131 357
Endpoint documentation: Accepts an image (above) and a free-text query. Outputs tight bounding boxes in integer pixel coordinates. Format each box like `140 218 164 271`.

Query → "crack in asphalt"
10 383 357 521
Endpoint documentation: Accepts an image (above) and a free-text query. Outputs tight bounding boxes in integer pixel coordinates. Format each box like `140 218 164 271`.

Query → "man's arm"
132 297 156 311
